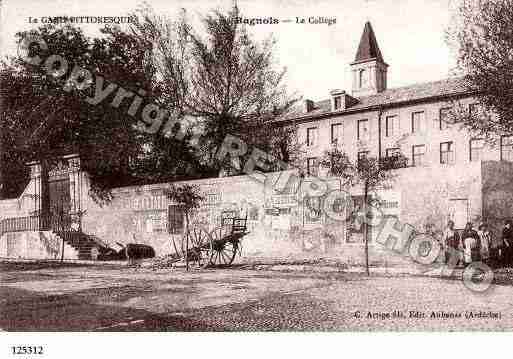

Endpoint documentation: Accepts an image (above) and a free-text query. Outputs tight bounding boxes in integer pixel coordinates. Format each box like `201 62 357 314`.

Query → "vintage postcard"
0 0 512 356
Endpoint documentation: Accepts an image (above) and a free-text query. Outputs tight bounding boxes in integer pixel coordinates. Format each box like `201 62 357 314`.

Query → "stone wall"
81 174 269 257
0 231 78 260
482 161 513 236
395 162 483 232
0 156 492 264
79 161 484 265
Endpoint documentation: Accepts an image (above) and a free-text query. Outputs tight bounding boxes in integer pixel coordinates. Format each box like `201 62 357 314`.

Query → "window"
331 123 343 144
501 135 513 161
470 139 484 162
440 141 455 165
440 107 452 130
334 96 342 110
383 148 405 170
357 151 369 168
306 157 318 176
359 69 369 88
385 115 398 137
386 148 401 158
411 111 425 133
357 151 369 160
357 119 369 140
412 145 426 167
168 205 184 235
306 127 317 147
380 70 386 88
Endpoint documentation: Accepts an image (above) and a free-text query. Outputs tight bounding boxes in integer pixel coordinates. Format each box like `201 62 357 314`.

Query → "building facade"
277 21 513 237
286 22 513 174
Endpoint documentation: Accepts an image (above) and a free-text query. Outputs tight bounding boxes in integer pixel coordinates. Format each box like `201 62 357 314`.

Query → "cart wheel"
209 226 238 267
181 225 212 268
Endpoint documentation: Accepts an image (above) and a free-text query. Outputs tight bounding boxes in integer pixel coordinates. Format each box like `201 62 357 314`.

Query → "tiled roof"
354 21 384 64
278 77 473 123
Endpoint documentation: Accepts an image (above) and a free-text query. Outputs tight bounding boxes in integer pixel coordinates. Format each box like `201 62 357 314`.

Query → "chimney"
303 99 315 113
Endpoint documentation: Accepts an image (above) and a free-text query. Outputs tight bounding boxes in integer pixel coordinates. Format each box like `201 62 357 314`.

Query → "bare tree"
130 4 300 173
448 0 513 137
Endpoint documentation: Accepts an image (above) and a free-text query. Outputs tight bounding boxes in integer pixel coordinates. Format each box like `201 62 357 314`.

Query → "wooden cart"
178 211 249 268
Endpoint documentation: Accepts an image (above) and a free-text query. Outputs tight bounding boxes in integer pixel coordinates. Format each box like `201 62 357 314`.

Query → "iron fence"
0 214 74 237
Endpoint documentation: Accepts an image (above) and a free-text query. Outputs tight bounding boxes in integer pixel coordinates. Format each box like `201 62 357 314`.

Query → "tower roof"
353 21 385 64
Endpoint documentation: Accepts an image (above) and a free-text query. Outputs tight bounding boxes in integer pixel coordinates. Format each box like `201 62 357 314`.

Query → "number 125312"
11 346 44 355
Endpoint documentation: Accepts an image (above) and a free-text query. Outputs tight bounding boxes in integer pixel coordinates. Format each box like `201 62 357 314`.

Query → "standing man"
462 222 480 266
443 220 461 265
502 220 513 267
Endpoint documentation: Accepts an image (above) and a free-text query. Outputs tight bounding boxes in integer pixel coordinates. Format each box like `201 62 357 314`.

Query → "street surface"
1 262 513 331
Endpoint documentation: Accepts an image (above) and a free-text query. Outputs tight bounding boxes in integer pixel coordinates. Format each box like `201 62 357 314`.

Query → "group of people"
442 219 513 267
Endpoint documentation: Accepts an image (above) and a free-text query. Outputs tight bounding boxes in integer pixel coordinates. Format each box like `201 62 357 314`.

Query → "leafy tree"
130 4 300 174
0 24 202 202
164 184 205 270
320 146 407 275
448 0 513 137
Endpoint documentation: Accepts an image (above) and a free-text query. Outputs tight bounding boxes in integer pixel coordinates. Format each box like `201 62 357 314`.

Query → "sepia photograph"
1 0 513 356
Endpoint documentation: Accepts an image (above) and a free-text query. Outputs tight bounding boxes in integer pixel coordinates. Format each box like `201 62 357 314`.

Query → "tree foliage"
319 146 407 190
448 0 513 137
1 3 300 201
0 24 201 201
130 4 300 173
164 183 204 213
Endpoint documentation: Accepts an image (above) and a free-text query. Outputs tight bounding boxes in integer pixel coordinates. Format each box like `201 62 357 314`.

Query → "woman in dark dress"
502 220 513 267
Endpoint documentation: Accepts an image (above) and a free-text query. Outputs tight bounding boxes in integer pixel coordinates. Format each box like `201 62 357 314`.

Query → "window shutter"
168 205 185 234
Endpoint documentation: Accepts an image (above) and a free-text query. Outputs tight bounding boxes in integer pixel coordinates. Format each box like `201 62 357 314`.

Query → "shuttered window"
168 205 185 234
412 111 425 133
501 135 513 162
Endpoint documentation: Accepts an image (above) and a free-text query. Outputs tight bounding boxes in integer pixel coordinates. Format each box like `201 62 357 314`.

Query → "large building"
281 22 512 173
1 22 513 265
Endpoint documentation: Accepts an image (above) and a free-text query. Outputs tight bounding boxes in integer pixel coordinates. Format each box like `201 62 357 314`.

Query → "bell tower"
351 22 388 97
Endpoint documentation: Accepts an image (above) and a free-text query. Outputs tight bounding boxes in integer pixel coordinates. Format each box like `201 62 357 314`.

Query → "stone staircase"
53 230 104 260
0 214 110 260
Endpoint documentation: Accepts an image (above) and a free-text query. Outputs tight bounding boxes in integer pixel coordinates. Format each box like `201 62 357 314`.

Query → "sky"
0 0 458 101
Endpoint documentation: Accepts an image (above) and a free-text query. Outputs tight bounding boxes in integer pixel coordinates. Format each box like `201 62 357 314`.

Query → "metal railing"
0 214 74 237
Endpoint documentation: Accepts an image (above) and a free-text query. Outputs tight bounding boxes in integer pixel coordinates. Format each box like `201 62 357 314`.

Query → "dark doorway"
48 178 71 218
